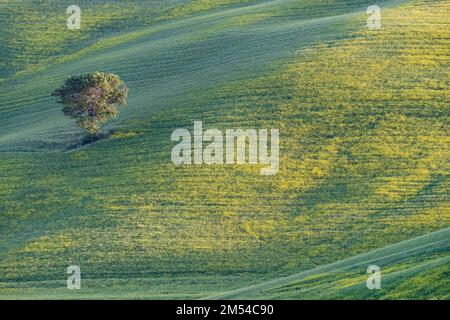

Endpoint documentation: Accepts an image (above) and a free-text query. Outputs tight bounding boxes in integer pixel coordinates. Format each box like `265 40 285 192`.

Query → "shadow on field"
65 131 111 152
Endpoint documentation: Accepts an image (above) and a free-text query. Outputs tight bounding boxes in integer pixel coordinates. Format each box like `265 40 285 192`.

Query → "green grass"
203 228 450 299
0 0 449 299
0 0 273 79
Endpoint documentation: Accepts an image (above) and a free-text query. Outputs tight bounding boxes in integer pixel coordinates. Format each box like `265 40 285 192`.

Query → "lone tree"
52 71 128 136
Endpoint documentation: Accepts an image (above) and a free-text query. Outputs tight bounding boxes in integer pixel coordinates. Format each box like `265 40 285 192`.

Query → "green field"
0 0 449 299
204 228 450 299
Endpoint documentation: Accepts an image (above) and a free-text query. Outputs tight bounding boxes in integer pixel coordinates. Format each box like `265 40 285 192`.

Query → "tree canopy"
52 72 128 135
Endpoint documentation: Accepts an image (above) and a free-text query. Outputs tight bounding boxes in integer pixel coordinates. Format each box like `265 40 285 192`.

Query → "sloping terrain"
204 228 450 299
0 0 449 299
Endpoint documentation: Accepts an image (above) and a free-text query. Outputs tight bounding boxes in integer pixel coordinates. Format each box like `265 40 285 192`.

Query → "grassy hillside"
0 0 269 79
0 0 449 299
0 0 369 79
204 228 450 299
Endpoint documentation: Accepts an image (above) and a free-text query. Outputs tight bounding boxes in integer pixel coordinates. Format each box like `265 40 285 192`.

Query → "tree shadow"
65 131 112 152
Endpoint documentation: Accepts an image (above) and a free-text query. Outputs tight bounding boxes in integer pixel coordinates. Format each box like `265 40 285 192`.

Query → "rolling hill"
0 0 449 299
204 228 450 299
